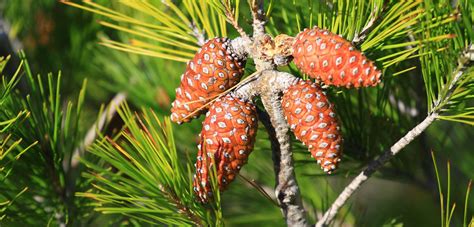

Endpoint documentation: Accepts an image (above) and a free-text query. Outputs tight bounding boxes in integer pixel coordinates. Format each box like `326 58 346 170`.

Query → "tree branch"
232 70 308 226
192 2 309 222
315 113 437 226
316 48 473 226
260 94 308 226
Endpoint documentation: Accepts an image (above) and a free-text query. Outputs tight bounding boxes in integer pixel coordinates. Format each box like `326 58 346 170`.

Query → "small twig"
160 184 204 226
238 173 278 206
250 0 266 37
315 113 437 226
433 49 471 110
221 0 249 40
70 92 127 168
352 3 384 45
316 48 473 226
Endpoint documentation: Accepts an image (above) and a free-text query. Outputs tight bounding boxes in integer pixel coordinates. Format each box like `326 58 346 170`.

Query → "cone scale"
171 38 246 124
282 80 342 173
292 27 382 88
193 95 258 202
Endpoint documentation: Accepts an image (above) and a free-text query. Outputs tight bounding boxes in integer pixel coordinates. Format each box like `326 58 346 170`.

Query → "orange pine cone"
193 95 258 202
282 80 342 173
292 27 382 88
171 38 246 124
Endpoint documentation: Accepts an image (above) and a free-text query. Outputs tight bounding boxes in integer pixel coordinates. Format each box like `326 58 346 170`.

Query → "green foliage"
2 0 102 95
77 103 223 226
63 0 230 62
0 56 27 133
66 0 474 225
269 1 454 70
0 53 93 225
273 0 474 224
0 56 36 221
419 0 474 125
266 0 467 167
85 46 202 154
431 152 473 227
0 0 472 226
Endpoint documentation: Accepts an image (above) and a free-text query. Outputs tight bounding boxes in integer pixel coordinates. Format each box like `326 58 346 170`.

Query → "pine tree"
1 0 473 226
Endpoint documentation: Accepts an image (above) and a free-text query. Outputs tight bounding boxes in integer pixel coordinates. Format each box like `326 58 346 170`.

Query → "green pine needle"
77 103 223 225
64 0 230 62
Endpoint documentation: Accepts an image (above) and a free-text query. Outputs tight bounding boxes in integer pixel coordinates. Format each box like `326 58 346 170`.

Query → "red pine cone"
282 80 342 173
292 27 382 88
193 94 258 202
171 38 246 124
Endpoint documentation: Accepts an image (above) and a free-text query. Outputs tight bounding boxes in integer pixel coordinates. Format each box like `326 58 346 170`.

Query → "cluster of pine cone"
170 27 382 202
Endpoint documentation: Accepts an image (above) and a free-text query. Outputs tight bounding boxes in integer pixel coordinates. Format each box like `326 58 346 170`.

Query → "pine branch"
232 70 308 226
159 182 204 225
77 105 224 226
230 9 308 223
260 81 307 226
221 0 249 40
173 1 306 223
68 0 474 225
316 48 473 226
1 53 93 225
316 114 437 226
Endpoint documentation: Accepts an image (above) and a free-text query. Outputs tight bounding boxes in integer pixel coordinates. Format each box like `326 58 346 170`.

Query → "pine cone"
282 80 342 173
193 94 258 202
171 38 247 124
292 27 382 88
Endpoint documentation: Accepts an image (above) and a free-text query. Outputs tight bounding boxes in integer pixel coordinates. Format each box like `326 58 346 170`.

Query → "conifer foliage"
0 0 473 226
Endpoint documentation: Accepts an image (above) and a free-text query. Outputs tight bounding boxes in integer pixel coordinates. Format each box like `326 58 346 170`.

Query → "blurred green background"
0 0 473 226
